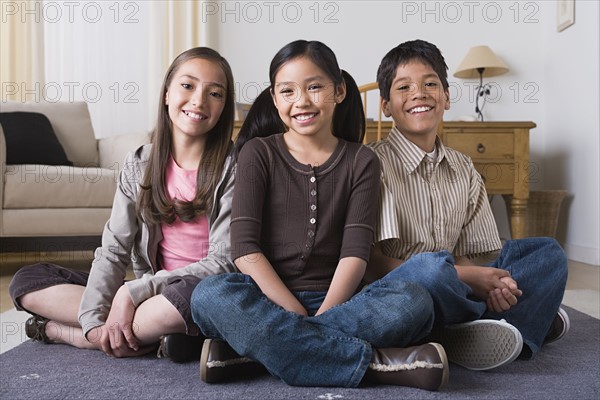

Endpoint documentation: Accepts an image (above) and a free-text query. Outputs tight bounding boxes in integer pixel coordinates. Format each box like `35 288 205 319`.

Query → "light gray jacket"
78 144 236 336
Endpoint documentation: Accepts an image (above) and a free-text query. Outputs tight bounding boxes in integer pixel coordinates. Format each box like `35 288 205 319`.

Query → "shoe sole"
200 339 261 384
429 342 449 390
439 319 523 371
200 338 213 383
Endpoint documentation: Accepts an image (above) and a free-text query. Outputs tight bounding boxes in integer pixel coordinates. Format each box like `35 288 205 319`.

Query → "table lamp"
453 46 509 121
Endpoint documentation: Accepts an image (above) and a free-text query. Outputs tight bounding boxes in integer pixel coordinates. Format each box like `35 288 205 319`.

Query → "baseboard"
565 243 600 267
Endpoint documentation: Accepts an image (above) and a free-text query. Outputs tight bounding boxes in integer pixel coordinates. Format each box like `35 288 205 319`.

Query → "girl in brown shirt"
191 40 448 391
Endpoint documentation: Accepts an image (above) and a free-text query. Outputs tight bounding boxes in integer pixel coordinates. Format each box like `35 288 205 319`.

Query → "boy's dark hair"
376 39 449 101
235 40 365 154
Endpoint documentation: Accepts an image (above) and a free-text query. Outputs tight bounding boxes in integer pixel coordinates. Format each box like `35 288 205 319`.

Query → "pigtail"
332 70 365 144
235 88 286 157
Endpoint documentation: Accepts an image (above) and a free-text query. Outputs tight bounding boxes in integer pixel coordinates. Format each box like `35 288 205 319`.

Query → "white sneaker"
436 319 523 371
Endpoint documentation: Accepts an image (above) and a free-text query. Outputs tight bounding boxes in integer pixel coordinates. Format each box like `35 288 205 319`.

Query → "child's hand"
457 266 521 312
102 285 140 356
87 325 153 358
486 276 522 313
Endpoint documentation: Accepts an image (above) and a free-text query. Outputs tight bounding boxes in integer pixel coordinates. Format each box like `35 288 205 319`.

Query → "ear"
334 81 346 104
382 98 392 118
271 88 279 109
444 89 450 110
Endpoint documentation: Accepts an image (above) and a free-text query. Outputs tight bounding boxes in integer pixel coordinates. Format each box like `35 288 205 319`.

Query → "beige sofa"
0 101 150 237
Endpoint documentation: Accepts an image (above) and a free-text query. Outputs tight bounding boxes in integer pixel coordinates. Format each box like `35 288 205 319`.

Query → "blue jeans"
191 264 435 387
392 238 568 356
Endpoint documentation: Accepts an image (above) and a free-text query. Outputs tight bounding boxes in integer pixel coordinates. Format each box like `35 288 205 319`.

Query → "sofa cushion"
98 131 152 170
3 164 118 208
0 112 73 166
0 101 98 167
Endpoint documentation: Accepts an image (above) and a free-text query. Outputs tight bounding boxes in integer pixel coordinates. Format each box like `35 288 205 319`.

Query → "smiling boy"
367 40 569 371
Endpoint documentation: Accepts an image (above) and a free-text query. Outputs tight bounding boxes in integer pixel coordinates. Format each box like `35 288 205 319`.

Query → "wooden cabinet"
440 122 535 239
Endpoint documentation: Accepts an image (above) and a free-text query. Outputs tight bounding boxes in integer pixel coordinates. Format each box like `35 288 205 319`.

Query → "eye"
425 82 438 88
279 87 295 97
209 90 223 98
308 84 323 91
397 84 411 91
181 83 193 90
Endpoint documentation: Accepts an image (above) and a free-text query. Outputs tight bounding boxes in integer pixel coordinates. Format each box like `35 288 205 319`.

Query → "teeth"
184 111 205 119
410 106 431 114
295 113 315 121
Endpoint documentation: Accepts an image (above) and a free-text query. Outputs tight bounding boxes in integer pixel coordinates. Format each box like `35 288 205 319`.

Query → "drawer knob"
477 143 486 153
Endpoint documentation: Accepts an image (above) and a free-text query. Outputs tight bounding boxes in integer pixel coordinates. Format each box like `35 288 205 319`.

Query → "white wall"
37 1 598 265
211 1 546 119
539 0 599 265
210 0 599 265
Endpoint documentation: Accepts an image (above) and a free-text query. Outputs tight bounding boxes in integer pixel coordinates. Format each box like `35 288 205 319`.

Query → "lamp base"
475 68 489 122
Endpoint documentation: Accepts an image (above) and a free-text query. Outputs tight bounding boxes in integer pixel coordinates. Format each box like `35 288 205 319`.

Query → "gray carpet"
1 306 598 400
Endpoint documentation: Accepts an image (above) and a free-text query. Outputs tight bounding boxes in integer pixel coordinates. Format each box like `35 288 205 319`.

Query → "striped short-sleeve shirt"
367 127 501 260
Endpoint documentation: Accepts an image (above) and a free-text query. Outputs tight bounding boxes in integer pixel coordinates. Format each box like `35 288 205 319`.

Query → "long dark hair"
137 47 235 224
235 88 286 156
235 40 364 154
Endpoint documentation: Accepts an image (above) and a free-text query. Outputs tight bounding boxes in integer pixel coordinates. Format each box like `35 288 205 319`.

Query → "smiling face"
165 58 227 143
271 56 345 140
382 60 450 150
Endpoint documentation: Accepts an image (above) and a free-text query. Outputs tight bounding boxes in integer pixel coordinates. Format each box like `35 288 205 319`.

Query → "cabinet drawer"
473 163 514 192
445 133 514 160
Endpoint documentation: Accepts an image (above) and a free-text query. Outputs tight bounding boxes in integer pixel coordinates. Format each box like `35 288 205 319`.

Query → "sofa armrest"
98 132 151 170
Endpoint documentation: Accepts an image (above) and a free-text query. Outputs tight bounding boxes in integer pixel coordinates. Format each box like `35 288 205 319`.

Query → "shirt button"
311 190 317 196
310 204 317 211
310 177 316 183
310 218 316 224
308 230 314 237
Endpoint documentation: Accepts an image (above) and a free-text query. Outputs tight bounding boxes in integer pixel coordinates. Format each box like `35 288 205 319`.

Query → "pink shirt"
159 157 209 271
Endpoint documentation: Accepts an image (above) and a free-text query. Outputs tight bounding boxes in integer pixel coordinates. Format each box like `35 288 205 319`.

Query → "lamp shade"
453 45 509 79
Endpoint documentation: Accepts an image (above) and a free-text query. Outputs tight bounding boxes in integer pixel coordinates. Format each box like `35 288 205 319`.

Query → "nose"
191 88 204 107
411 83 427 100
294 87 312 108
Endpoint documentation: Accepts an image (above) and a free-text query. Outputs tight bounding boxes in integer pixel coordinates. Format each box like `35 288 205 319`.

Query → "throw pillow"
0 111 73 165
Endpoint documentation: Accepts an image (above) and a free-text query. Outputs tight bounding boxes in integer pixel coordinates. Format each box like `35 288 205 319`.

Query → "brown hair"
137 47 235 224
